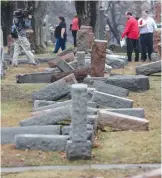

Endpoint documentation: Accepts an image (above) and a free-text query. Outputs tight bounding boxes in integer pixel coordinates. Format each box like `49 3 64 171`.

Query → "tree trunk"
51 67 91 83
75 1 98 31
33 1 47 53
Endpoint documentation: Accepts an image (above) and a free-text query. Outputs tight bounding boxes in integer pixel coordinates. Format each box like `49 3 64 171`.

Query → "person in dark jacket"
121 11 139 62
53 16 67 53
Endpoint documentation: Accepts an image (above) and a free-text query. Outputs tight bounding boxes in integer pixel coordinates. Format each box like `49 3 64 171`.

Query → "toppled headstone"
92 91 133 108
98 110 149 131
2 125 61 144
33 100 58 109
83 76 107 85
20 105 71 126
106 49 114 54
91 39 107 77
100 108 145 118
32 74 77 101
106 54 126 69
16 72 53 83
57 47 74 57
15 134 69 151
66 84 92 160
92 80 129 97
106 75 150 91
136 61 161 76
33 100 71 112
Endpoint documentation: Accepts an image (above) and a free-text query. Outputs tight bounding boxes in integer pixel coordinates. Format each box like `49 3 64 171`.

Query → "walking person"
138 10 157 61
53 16 67 53
70 15 81 48
121 11 139 62
11 12 37 67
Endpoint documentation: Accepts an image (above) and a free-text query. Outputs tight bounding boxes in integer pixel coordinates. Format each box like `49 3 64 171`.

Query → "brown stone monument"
91 39 107 77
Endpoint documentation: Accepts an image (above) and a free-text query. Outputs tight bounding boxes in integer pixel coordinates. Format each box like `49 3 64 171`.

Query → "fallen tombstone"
106 54 126 69
136 61 161 76
106 75 150 91
87 88 96 100
48 56 74 72
109 54 128 63
92 91 133 108
15 134 69 151
48 53 75 68
33 100 71 112
51 67 91 83
106 49 114 54
21 106 97 126
33 100 58 109
16 72 53 83
57 47 74 57
91 80 129 97
32 74 77 101
98 110 149 131
100 108 145 118
44 67 61 73
1 125 61 144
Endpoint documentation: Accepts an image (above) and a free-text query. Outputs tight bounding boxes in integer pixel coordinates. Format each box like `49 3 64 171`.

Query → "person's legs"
126 38 133 62
132 39 139 61
72 30 77 47
20 37 36 64
147 33 153 60
12 39 21 66
140 34 147 61
60 38 66 51
53 38 61 53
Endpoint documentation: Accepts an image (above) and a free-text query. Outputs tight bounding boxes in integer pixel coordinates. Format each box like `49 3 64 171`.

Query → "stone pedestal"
66 84 92 160
77 29 89 53
77 51 85 68
80 26 94 50
155 1 161 24
153 30 161 53
91 39 107 77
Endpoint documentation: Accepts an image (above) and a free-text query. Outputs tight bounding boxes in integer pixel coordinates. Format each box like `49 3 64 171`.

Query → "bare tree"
75 1 98 31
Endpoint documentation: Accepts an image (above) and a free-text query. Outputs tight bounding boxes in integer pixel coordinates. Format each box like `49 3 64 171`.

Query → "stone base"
15 134 69 151
66 140 92 160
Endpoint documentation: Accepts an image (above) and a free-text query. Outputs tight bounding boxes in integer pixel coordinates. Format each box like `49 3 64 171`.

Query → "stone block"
66 140 92 160
87 102 97 108
101 108 145 118
1 125 61 144
136 61 161 76
87 88 97 100
32 74 77 101
77 29 89 52
33 100 71 112
92 91 133 108
33 100 57 109
16 72 53 83
98 110 149 131
91 39 107 77
61 52 75 63
106 54 126 69
77 51 85 69
57 47 74 57
83 76 107 85
44 67 61 73
15 134 69 151
92 80 129 97
106 75 150 91
20 106 71 126
49 56 74 72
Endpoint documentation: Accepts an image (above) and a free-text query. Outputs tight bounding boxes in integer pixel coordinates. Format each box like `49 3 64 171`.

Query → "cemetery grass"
1 167 156 178
1 62 161 167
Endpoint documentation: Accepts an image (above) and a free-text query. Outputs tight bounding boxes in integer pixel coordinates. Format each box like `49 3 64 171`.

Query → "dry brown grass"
1 61 161 167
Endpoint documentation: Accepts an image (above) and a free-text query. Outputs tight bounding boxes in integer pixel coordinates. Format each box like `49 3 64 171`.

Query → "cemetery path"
1 164 161 173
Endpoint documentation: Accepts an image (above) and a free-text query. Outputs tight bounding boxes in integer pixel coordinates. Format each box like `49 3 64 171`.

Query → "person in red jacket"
70 15 81 48
121 11 139 62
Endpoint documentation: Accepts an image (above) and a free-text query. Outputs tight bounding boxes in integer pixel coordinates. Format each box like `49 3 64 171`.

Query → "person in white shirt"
138 10 157 61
